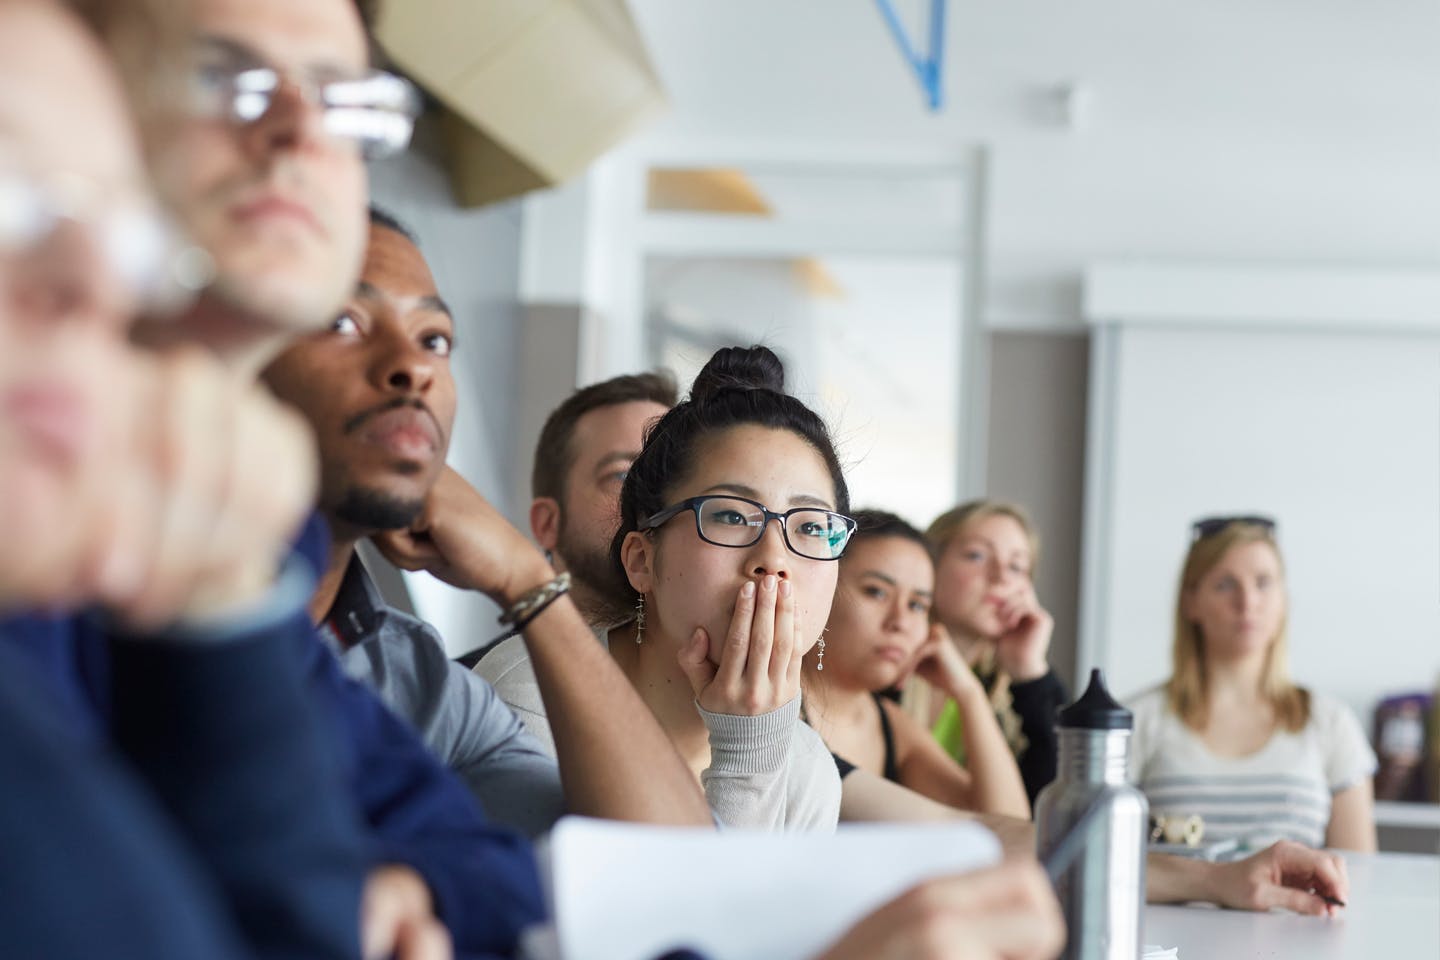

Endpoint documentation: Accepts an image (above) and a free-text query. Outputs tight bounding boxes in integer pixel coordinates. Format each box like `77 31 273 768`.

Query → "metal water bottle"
1035 669 1148 960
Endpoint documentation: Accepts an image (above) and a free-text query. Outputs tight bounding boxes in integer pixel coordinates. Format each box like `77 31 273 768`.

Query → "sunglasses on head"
1190 515 1277 542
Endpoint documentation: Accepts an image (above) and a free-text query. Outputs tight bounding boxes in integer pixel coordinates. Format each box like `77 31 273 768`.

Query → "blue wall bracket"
873 0 947 111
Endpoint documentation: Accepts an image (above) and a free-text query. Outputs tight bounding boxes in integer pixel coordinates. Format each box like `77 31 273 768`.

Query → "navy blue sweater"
0 611 365 959
2 515 546 958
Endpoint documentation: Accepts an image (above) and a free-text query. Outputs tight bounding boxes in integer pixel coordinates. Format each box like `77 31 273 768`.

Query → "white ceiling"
627 0 1440 326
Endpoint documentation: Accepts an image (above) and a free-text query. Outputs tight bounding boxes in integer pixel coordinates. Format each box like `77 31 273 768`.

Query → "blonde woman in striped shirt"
1126 516 1376 852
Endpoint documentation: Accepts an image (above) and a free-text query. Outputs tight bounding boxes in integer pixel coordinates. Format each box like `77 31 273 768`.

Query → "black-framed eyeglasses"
1191 515 1277 542
189 38 422 160
639 495 857 561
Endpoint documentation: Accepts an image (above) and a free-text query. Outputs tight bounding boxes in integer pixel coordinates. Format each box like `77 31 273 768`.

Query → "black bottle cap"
1056 668 1132 730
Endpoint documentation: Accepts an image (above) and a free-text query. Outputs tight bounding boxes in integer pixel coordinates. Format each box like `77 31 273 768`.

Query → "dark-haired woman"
805 511 1030 820
481 346 850 829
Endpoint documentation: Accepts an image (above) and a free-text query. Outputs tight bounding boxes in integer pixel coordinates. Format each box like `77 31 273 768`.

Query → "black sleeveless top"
873 693 901 783
829 694 902 784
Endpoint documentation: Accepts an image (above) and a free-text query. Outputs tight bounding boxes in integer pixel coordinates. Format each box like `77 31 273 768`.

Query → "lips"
230 193 323 235
357 406 440 460
873 644 909 664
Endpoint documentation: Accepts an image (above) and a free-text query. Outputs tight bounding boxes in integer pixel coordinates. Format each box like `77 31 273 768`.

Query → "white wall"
986 331 1089 692
646 254 964 527
625 0 1440 329
1085 319 1440 717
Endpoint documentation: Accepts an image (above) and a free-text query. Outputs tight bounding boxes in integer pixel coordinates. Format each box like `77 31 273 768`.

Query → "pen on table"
1043 797 1106 883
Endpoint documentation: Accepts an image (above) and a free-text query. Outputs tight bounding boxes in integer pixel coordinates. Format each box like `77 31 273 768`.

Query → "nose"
241 78 333 159
370 327 435 396
882 593 908 633
747 516 792 581
986 555 1010 585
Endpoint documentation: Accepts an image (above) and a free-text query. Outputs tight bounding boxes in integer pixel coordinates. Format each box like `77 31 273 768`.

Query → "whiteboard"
1081 323 1440 718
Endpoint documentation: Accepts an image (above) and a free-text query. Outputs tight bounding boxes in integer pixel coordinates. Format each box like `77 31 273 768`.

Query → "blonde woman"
913 501 1067 804
803 510 1030 820
1126 516 1377 852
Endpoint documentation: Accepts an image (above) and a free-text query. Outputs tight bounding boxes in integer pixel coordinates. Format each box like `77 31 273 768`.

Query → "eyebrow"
194 32 358 77
195 34 256 61
959 535 1028 559
699 483 834 510
355 282 453 319
593 451 640 476
858 570 933 597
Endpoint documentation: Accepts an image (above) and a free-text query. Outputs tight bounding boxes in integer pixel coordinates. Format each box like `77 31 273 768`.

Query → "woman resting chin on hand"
804 510 1030 821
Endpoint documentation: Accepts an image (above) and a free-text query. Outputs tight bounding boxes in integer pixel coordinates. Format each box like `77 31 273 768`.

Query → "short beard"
555 513 629 624
332 486 424 533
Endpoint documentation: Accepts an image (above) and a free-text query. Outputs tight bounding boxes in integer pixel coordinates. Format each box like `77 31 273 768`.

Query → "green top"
932 697 967 766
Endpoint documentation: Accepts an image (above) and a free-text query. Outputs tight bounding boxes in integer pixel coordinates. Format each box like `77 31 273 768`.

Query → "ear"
529 497 560 553
620 530 655 594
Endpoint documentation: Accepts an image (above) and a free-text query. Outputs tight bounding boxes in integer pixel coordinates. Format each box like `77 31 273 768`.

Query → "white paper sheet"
536 817 1003 960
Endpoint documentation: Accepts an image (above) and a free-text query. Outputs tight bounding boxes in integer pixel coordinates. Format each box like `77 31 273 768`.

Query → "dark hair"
368 205 419 246
610 345 850 602
846 509 932 560
531 371 679 500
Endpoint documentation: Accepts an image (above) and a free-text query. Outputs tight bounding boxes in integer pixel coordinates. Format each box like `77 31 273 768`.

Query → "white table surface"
1144 852 1439 959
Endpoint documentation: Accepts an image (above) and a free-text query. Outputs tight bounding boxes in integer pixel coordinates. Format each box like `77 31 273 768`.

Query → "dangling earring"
634 593 646 644
816 627 827 671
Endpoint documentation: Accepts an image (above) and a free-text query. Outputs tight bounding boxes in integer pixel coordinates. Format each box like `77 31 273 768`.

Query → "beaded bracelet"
497 571 572 631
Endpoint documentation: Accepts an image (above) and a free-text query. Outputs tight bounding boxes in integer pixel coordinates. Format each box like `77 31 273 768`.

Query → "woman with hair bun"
484 345 853 829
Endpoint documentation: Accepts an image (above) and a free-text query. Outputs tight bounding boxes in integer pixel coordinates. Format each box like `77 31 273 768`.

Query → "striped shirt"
1126 687 1376 850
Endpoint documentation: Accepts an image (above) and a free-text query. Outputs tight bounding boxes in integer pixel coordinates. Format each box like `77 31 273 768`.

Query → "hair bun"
689 345 786 402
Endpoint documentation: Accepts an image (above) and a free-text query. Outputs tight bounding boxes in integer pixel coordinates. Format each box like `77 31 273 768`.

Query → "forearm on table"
954 688 1031 819
838 768 1036 859
1145 852 1217 904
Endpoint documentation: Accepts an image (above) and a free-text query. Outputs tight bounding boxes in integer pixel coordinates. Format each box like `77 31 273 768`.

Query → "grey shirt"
321 558 565 838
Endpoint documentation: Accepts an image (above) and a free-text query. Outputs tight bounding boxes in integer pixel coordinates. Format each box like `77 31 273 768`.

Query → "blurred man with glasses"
17 1 574 957
120 0 418 371
0 0 395 957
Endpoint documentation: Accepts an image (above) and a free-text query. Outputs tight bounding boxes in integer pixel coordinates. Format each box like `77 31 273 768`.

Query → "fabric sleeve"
478 633 555 759
1317 694 1379 793
476 634 558 757
109 608 366 960
443 663 567 838
301 632 546 957
1008 669 1067 803
0 639 252 960
698 697 840 831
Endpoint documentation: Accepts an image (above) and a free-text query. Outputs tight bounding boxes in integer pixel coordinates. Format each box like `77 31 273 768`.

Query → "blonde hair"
901 500 1042 747
1166 521 1309 732
925 500 1041 576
